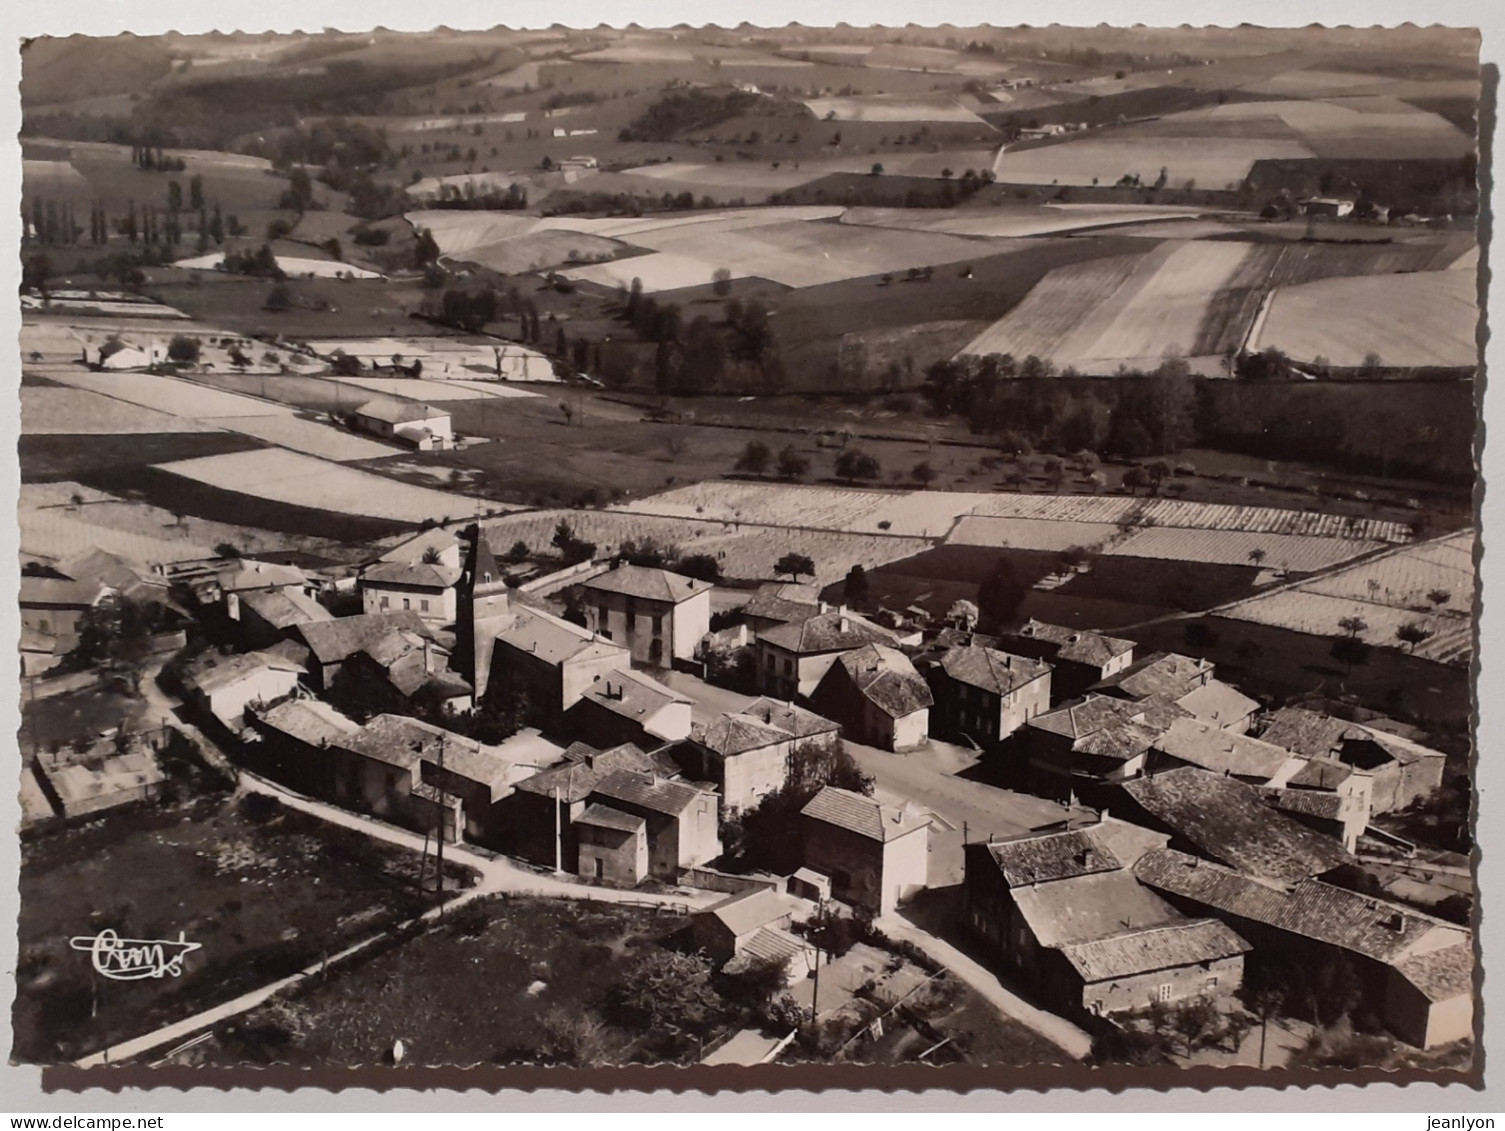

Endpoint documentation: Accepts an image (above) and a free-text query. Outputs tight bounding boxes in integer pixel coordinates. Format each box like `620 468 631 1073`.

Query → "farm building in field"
1111 766 1351 885
577 563 714 667
485 606 630 719
1174 678 1260 734
585 768 721 881
19 576 106 638
684 698 843 816
1299 197 1356 218
962 818 1249 1019
180 649 304 731
32 747 168 820
923 644 1052 748
359 559 463 626
564 667 694 751
499 741 671 871
1137 848 1473 1049
800 785 929 916
350 398 454 450
692 887 817 985
1021 694 1187 799
756 611 901 700
1001 620 1135 703
1256 707 1446 814
93 337 155 370
294 610 441 690
811 643 933 752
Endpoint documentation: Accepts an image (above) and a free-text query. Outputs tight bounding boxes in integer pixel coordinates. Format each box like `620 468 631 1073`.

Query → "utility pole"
554 781 563 875
810 898 825 1024
434 736 446 913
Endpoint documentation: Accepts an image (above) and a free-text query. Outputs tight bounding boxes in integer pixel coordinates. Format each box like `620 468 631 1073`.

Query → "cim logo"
68 930 202 981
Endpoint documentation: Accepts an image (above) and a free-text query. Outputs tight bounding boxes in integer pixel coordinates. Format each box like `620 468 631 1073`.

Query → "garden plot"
155 449 511 524
993 135 1316 189
802 95 990 124
483 509 923 585
947 515 1123 552
1103 527 1387 572
1253 270 1478 368
21 385 219 435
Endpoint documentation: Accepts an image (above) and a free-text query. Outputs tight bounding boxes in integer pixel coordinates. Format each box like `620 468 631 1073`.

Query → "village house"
332 627 474 716
1020 694 1187 800
1092 651 1215 703
563 667 694 750
1111 765 1352 886
584 768 722 882
238 587 334 649
180 649 304 731
359 559 462 626
350 398 454 450
1148 717 1293 786
1299 196 1356 218
19 626 68 678
1257 707 1446 813
31 744 167 820
810 643 933 751
575 804 651 885
213 559 317 609
691 887 818 986
92 337 155 370
962 818 1249 1018
577 563 713 667
924 644 1052 748
1137 848 1473 1048
1173 678 1260 734
754 610 900 699
244 695 368 799
740 582 824 635
486 606 630 720
498 742 671 871
800 785 929 916
1000 620 1135 702
19 576 106 638
685 698 842 816
294 610 440 691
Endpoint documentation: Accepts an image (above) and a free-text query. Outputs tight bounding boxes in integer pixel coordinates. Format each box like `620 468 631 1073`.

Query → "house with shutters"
564 667 694 751
754 610 900 700
685 698 842 816
1000 620 1135 703
923 644 1052 748
582 768 721 882
962 817 1249 1019
810 643 933 752
578 563 713 667
486 606 630 720
799 785 929 915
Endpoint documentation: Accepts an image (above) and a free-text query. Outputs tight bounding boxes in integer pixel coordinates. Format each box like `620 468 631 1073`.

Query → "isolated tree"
1395 622 1433 653
166 335 200 364
1337 615 1369 638
844 564 869 607
1148 460 1172 493
775 445 810 480
775 553 816 583
1248 548 1268 567
1042 456 1066 494
834 448 881 484
676 553 722 583
870 163 884 175
976 558 1027 632
1427 588 1452 608
506 540 530 563
947 599 979 632
559 400 574 426
1122 466 1151 495
711 267 733 297
912 461 938 490
735 440 772 477
264 283 293 312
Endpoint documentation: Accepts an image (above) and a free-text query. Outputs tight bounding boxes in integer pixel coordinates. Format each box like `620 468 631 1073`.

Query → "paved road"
877 914 1093 1061
663 668 757 726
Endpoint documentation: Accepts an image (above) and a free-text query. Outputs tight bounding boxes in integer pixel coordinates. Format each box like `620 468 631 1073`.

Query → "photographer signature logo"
68 930 202 981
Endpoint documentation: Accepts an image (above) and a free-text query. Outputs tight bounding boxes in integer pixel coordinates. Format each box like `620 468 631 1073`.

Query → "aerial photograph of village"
12 21 1482 1080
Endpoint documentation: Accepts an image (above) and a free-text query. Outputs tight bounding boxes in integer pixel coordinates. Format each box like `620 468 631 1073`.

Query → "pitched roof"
1392 943 1475 1003
241 587 334 630
1010 868 1181 948
182 650 303 696
1073 719 1164 761
983 828 1123 888
697 712 793 757
218 558 310 593
1153 717 1291 780
1011 620 1135 667
581 563 713 603
801 785 928 842
255 697 364 746
1097 651 1214 701
513 743 656 802
1029 695 1145 740
1258 706 1360 758
1351 726 1447 766
357 714 513 799
1120 767 1351 884
576 803 647 835
1283 756 1357 790
1135 848 1469 966
297 611 434 664
939 645 1051 697
361 560 462 589
833 644 934 718
736 925 813 968
19 576 107 608
1059 919 1250 983
743 582 822 624
739 698 841 739
56 547 151 591
578 668 690 724
353 397 448 425
1261 787 1345 821
377 527 461 565
1175 679 1260 727
592 767 710 816
496 606 625 667
758 611 898 655
700 887 798 936
40 750 166 810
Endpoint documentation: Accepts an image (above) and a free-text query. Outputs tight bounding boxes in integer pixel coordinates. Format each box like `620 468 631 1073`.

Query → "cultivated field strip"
483 508 923 585
330 377 541 401
958 253 1145 360
1217 531 1476 663
43 369 287 419
21 386 220 435
153 449 513 524
966 494 1410 541
20 505 219 566
947 516 1124 552
1105 527 1387 571
839 205 1218 240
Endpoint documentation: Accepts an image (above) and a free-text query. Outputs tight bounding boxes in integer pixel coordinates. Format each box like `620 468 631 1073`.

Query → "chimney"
819 600 829 614
839 616 849 633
